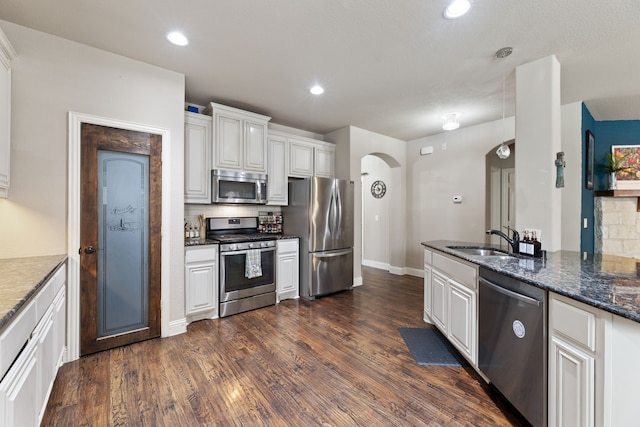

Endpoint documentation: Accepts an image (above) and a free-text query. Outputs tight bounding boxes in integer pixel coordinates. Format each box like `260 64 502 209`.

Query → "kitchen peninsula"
422 240 640 426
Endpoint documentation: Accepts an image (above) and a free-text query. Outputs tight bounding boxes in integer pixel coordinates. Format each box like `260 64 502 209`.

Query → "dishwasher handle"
479 277 541 307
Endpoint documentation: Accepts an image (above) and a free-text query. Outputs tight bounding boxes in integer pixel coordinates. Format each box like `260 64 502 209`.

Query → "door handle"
84 246 96 254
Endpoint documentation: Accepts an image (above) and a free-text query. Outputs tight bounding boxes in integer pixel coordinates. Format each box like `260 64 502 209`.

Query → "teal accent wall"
581 104 595 253
581 103 640 253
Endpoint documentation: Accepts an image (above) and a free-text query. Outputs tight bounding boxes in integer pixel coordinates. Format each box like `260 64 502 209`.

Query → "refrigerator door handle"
314 249 353 258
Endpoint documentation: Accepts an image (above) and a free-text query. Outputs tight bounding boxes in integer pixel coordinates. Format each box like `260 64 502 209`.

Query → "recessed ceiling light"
443 0 471 19
167 31 189 46
310 85 325 95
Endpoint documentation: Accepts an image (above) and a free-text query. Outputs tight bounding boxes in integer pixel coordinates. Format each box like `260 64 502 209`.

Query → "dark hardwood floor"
42 266 528 426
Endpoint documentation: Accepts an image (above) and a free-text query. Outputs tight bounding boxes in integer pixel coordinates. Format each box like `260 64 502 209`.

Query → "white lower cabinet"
431 271 447 331
423 250 478 365
423 249 432 322
185 245 218 323
0 262 66 427
276 239 299 302
447 279 475 359
548 293 605 427
0 337 38 427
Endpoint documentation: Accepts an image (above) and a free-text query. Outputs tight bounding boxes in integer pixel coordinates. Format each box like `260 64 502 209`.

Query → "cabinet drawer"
433 252 477 289
185 246 217 263
277 239 298 253
551 296 596 351
0 300 36 379
424 249 432 266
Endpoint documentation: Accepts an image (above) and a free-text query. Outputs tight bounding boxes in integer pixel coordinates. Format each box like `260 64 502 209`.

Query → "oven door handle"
479 277 541 307
221 247 276 256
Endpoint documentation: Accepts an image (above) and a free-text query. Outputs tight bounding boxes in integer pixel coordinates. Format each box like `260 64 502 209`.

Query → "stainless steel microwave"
211 169 267 204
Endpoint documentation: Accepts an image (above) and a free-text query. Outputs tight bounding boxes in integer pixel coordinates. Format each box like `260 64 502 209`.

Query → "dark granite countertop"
0 254 67 333
422 240 640 324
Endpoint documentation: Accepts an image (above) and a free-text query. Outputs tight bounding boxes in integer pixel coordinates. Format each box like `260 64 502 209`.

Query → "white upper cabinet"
267 132 288 205
314 143 335 178
0 28 16 198
287 135 335 179
184 112 212 204
204 102 271 174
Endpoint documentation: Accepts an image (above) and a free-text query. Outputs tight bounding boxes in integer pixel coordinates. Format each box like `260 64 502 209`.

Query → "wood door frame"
68 112 172 362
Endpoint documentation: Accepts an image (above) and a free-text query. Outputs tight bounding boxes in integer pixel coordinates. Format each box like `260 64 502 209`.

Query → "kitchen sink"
446 246 514 258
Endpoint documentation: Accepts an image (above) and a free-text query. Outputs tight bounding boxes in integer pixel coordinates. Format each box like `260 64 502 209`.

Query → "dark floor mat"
398 327 467 366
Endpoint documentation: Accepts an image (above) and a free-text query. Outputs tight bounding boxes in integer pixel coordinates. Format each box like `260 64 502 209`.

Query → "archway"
360 152 402 273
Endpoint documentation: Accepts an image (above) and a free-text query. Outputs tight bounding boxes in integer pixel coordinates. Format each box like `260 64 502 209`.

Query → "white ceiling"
1 0 639 141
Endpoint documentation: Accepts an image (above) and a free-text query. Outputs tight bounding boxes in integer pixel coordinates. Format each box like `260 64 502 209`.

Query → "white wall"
561 102 583 251
405 117 515 269
515 55 562 251
0 21 186 326
361 155 391 268
325 126 405 282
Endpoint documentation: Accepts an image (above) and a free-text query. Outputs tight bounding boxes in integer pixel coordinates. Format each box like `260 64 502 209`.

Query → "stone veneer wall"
595 197 640 258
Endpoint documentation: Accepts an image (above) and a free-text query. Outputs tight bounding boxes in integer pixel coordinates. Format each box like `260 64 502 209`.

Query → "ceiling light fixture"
443 0 471 19
442 113 461 131
310 85 325 95
167 31 189 46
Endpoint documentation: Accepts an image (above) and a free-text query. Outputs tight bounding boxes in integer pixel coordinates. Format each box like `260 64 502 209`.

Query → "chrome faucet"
486 228 520 253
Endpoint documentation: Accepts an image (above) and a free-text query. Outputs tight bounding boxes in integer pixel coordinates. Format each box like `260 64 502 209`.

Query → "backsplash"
184 204 282 228
595 198 640 258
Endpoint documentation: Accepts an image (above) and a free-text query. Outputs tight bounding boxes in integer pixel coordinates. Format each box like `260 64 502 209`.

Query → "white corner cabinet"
185 245 218 323
0 28 16 198
184 112 212 204
548 292 640 427
0 262 66 427
288 135 335 178
204 102 271 174
276 239 299 302
423 249 478 366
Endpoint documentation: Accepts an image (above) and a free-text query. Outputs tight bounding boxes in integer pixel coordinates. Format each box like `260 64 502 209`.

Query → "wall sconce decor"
555 152 565 188
442 113 460 131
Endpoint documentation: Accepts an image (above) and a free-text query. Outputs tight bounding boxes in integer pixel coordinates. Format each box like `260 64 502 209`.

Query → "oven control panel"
220 240 276 252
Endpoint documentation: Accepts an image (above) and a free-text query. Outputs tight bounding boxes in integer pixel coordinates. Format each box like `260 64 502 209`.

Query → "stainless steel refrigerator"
283 177 354 299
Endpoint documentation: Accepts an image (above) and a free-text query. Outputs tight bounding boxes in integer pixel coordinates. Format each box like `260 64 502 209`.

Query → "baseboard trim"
353 276 363 287
166 318 187 337
362 259 390 270
405 267 424 278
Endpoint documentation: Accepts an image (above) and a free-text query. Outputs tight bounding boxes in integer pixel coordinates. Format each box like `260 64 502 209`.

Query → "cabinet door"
0 338 38 427
267 134 288 205
423 265 432 322
53 287 66 369
244 120 267 173
431 271 447 332
214 113 242 170
277 239 299 302
35 307 55 420
185 261 216 315
314 145 335 178
447 279 475 363
184 113 212 203
277 253 299 301
549 336 595 427
289 140 314 177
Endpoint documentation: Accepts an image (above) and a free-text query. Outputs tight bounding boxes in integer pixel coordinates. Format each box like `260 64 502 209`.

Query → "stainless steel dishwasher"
478 267 547 427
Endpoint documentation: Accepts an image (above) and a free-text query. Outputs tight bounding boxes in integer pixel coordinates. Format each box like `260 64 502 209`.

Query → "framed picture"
585 130 594 190
611 145 640 189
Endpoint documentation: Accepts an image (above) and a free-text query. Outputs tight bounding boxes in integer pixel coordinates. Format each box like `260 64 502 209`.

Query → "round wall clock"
371 180 386 198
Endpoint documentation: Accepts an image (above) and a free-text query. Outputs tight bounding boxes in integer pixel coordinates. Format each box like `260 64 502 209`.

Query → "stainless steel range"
207 217 277 317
